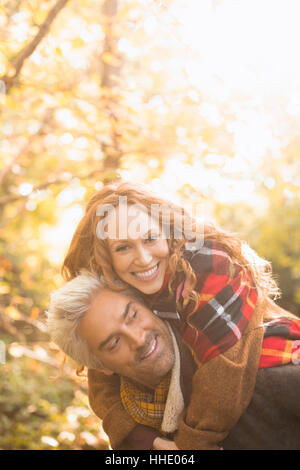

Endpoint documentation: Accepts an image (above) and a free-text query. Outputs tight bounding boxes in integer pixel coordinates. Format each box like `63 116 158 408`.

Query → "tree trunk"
100 0 123 173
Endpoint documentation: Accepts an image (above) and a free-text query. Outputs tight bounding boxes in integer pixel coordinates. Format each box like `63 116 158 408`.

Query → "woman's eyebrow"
97 301 134 351
108 238 129 245
108 228 160 243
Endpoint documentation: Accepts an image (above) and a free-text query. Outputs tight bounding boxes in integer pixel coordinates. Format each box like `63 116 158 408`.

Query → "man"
47 271 300 450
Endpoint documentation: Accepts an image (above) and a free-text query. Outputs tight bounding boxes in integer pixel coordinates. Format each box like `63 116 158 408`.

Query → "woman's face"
106 205 169 295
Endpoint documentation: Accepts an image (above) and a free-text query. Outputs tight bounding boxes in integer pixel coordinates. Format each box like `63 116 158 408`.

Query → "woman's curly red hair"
62 179 280 315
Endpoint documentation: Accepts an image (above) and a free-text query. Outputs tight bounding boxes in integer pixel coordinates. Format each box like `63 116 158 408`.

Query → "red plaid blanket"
151 239 258 364
151 239 300 369
259 317 300 367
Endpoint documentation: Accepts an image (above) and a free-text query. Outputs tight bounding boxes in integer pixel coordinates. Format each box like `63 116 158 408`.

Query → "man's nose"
126 325 146 349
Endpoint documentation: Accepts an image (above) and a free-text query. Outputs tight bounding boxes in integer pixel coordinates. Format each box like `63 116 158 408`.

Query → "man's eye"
127 310 138 323
108 337 120 351
132 310 137 319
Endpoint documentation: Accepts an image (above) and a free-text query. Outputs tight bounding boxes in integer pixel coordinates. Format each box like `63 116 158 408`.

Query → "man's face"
78 290 175 389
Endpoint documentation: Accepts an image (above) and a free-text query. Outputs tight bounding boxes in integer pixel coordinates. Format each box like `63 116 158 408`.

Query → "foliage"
214 187 300 317
251 196 300 315
0 354 109 450
0 0 300 450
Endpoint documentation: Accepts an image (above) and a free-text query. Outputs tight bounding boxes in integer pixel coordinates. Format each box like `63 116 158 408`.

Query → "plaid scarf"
259 317 300 367
151 239 258 365
120 373 171 431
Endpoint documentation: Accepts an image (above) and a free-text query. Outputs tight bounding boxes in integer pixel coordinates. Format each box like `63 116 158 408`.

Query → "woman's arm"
179 240 259 365
172 241 265 449
174 314 264 449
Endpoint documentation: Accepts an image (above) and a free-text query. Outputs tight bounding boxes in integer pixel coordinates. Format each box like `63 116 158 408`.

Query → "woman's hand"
153 437 179 450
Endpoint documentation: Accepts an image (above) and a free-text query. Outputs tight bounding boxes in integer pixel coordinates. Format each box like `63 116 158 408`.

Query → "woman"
62 180 298 449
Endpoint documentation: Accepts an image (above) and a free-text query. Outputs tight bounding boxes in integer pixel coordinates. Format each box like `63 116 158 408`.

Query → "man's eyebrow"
97 301 134 351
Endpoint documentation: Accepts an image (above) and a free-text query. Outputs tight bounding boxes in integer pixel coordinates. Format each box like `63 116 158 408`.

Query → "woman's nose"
134 246 152 266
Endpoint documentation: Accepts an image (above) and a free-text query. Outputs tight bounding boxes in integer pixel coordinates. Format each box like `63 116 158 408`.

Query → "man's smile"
140 336 158 361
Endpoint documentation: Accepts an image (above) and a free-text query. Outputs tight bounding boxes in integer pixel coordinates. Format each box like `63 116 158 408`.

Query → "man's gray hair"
46 270 144 369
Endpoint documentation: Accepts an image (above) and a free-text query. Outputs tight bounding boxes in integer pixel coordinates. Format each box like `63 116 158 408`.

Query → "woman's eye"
145 234 160 242
115 245 129 252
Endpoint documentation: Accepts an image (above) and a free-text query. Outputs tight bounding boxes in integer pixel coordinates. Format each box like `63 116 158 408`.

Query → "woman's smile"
131 262 160 282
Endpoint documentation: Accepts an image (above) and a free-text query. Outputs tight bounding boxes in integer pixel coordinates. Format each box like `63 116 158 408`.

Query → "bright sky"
142 0 300 204
172 0 300 102
38 0 300 263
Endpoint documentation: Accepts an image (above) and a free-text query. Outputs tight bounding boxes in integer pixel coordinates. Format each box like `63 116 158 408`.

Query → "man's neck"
124 371 171 392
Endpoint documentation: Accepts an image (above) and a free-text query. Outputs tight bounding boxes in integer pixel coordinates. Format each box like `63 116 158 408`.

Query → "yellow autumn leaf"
33 10 47 25
11 295 26 305
6 63 16 77
31 307 40 319
55 46 63 56
5 305 21 320
294 288 300 305
0 257 12 270
101 52 121 67
72 38 85 49
0 284 9 294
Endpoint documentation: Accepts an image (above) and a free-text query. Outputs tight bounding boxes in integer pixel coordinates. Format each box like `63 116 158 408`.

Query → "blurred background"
0 0 299 450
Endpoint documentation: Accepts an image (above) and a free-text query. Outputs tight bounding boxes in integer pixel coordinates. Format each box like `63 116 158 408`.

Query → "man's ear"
96 366 114 376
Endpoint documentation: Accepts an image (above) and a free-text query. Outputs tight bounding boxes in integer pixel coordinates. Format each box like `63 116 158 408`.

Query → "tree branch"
0 167 118 207
0 108 55 189
2 0 70 92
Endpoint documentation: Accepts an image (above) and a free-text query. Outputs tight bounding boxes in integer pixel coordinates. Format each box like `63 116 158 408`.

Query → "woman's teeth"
134 263 159 279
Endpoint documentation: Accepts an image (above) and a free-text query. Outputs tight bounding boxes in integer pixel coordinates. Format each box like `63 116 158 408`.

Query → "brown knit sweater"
89 296 282 448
